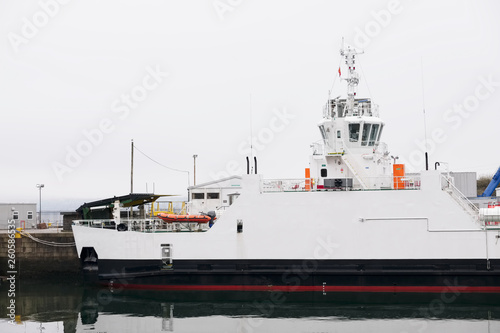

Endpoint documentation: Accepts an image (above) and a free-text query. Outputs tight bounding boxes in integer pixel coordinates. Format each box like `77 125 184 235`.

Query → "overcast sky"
1 0 499 209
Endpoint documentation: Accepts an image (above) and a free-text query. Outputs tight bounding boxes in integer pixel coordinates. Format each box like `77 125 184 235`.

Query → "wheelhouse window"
348 123 360 142
207 193 220 199
12 211 19 219
319 125 327 142
192 193 204 199
337 130 341 138
368 124 379 146
27 211 33 220
321 169 327 177
377 124 384 142
361 123 371 146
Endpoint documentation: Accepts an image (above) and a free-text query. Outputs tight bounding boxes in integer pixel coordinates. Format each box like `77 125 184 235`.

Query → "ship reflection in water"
1 281 499 332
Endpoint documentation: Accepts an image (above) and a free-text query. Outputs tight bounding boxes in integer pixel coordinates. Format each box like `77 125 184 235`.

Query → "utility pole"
130 139 134 217
193 154 198 186
131 139 134 194
36 184 44 226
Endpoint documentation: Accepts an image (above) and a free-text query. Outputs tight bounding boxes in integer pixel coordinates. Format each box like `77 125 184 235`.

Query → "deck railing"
262 179 307 192
262 176 421 193
310 141 325 156
441 175 480 223
73 218 210 232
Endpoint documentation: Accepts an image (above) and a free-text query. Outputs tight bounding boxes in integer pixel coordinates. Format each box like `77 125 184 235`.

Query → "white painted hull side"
72 173 499 263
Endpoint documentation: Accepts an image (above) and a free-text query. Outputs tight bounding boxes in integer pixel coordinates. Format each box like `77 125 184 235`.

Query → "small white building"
0 203 37 229
188 176 242 215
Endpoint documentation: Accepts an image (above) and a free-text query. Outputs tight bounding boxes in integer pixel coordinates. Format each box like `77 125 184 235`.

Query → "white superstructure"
309 45 392 190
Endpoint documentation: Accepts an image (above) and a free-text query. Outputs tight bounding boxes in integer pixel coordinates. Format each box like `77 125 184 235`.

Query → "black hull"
85 258 500 293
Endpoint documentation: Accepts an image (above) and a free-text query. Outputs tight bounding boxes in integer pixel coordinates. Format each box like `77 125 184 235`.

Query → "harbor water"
1 279 499 332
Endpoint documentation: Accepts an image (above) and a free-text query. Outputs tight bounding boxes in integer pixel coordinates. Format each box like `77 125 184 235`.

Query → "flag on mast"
338 67 341 76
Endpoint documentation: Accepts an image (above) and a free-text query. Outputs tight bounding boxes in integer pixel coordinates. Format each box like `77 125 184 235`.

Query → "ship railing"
310 141 325 156
73 218 210 232
262 176 421 192
355 101 372 116
440 174 480 223
352 176 420 190
73 219 116 229
215 205 230 218
126 218 210 232
124 218 170 232
393 176 421 190
262 179 307 192
332 176 421 190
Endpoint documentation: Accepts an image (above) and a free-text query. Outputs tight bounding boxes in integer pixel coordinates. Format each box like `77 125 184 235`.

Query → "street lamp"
193 155 198 186
36 184 44 225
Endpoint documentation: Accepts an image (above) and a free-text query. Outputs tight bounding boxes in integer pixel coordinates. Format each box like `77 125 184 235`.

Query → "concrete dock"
0 229 81 280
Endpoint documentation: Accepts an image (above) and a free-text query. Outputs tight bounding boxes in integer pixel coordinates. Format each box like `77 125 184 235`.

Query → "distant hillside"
477 175 493 196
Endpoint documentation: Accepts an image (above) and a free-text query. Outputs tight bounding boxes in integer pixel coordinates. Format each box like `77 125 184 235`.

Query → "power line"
133 143 188 174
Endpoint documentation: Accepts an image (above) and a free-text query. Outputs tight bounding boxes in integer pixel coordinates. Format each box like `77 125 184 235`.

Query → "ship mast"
340 45 363 116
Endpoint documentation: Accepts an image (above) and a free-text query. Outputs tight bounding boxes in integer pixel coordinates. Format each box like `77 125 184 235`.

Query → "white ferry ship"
72 45 500 293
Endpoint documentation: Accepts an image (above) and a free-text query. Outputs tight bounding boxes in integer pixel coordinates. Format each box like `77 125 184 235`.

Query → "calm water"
1 279 499 332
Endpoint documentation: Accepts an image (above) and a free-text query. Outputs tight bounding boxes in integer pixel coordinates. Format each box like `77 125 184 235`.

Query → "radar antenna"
339 44 364 116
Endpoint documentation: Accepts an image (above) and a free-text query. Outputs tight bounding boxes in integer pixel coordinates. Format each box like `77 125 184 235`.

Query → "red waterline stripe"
107 283 500 293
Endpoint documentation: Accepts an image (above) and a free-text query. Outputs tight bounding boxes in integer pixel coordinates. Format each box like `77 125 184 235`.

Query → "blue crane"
480 166 500 197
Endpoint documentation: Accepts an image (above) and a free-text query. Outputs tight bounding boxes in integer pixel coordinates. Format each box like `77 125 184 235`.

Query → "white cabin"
309 45 392 190
188 175 242 216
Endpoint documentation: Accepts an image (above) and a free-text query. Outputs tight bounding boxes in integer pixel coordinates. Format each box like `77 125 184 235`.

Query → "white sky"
1 0 499 209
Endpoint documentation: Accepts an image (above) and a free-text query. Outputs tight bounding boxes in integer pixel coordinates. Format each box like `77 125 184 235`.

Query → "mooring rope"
17 230 76 247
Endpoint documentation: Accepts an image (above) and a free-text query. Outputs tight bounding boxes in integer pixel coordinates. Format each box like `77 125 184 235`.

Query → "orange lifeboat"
157 213 212 223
